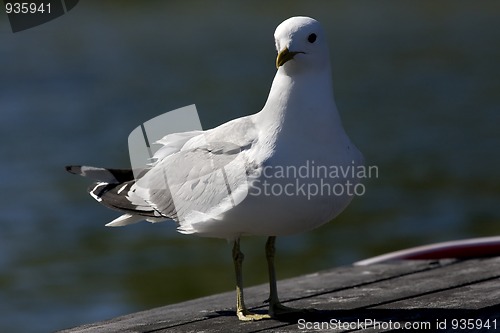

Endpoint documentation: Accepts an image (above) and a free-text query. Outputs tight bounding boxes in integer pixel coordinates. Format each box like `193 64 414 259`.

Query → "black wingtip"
66 165 82 175
65 165 136 182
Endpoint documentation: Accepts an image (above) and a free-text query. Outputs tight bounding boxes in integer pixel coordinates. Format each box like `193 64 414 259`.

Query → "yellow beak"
276 48 301 68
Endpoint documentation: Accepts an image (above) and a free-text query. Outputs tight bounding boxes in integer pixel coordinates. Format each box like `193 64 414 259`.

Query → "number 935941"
5 2 51 14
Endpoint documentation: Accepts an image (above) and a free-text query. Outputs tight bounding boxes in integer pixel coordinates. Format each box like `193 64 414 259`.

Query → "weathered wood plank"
289 257 500 310
58 258 500 333
58 260 440 333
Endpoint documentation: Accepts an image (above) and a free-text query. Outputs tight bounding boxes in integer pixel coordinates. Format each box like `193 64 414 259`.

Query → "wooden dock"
59 257 500 332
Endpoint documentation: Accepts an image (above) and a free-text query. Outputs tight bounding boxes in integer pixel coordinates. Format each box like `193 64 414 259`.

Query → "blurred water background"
1 1 499 332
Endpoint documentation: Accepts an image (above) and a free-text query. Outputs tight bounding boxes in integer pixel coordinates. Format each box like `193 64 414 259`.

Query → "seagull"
66 16 364 321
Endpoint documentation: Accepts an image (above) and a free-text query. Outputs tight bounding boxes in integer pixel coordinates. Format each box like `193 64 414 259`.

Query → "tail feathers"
88 181 158 218
67 165 165 223
105 213 145 227
106 213 167 227
65 165 136 183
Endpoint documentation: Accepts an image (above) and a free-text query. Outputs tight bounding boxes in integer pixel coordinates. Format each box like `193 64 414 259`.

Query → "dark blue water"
1 2 499 332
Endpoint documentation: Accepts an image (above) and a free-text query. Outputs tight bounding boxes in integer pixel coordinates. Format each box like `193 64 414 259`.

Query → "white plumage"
67 16 364 320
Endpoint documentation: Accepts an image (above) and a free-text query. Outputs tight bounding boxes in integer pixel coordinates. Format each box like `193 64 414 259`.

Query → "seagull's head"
274 16 330 73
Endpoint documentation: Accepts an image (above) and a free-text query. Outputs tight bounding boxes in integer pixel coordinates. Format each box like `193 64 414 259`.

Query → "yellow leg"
232 238 270 321
266 236 310 317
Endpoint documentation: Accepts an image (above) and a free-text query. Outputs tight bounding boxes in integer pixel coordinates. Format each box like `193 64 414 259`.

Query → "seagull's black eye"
308 33 317 43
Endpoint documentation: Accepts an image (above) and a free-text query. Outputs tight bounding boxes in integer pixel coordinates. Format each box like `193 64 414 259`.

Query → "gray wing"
128 116 258 225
